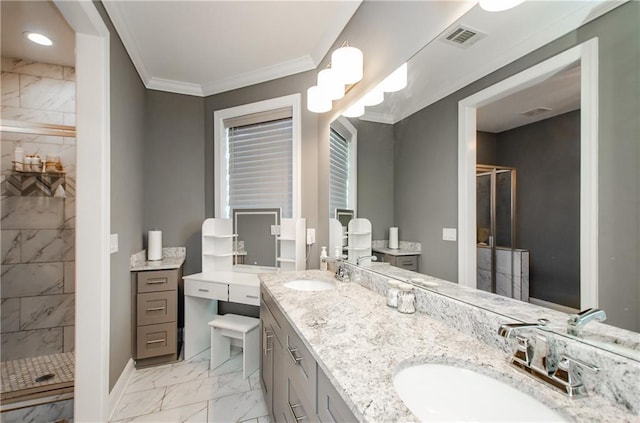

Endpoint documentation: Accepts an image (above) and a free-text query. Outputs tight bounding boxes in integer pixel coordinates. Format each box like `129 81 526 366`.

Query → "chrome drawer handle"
288 402 306 421
246 294 259 299
287 346 302 364
198 288 209 292
146 306 166 312
147 279 167 284
146 339 166 344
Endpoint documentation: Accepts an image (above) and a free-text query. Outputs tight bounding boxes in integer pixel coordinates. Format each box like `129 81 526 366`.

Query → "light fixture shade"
24 32 53 46
361 86 384 107
331 46 363 85
317 68 344 101
380 63 407 92
342 101 365 118
479 0 525 12
307 86 331 113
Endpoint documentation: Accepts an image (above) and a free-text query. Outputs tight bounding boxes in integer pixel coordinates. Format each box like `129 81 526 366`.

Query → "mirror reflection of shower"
476 165 529 301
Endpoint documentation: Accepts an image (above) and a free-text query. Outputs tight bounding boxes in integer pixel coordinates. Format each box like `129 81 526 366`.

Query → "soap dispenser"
320 246 328 271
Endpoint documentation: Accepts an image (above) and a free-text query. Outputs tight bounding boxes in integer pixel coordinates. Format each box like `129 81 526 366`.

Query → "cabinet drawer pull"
246 294 259 299
146 306 166 312
198 288 209 292
147 278 167 284
287 346 303 364
146 339 166 345
288 402 306 421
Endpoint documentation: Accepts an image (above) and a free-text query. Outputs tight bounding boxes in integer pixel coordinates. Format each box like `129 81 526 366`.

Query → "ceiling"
102 0 362 97
0 0 75 67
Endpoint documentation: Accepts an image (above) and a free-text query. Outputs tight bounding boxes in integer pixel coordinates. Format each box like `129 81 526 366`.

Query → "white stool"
208 314 260 379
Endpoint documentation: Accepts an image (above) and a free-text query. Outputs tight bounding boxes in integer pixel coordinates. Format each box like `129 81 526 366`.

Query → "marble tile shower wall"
1 57 76 361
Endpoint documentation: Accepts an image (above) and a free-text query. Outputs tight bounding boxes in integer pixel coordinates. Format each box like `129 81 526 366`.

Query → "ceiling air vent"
521 107 552 118
440 25 486 48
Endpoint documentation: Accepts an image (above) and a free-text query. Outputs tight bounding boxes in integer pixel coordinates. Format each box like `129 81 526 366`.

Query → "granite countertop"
372 246 420 256
130 247 186 271
259 270 637 423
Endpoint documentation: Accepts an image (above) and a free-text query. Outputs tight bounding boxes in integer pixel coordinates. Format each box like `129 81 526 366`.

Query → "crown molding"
360 111 396 125
201 55 316 97
146 77 204 97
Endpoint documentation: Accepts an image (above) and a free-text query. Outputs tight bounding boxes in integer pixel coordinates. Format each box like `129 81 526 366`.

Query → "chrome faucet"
567 308 607 335
335 263 350 282
356 255 378 265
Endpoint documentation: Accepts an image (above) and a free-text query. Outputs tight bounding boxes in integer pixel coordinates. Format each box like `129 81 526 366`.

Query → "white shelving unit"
348 218 372 263
202 218 235 273
276 218 306 271
329 218 344 258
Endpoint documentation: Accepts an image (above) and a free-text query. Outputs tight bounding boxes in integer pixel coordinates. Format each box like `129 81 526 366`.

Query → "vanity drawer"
185 279 228 301
393 255 418 271
317 366 357 423
137 290 177 326
136 322 176 359
137 269 178 293
280 374 317 423
283 324 317 402
229 284 260 306
261 286 285 340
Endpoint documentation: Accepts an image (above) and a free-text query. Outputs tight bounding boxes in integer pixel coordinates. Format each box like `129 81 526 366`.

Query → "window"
214 94 301 218
329 117 357 217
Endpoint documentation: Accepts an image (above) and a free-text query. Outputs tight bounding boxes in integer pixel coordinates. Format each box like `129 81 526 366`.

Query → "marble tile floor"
110 348 269 423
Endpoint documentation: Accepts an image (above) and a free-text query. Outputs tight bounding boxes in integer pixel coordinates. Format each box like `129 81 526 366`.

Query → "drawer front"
284 324 317 401
185 279 228 301
229 284 260 306
395 255 418 271
261 287 284 341
137 291 177 326
281 375 317 423
136 322 176 359
137 269 178 293
317 367 358 423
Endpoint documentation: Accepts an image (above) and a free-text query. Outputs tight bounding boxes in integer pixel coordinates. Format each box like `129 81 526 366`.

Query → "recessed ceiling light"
24 32 53 46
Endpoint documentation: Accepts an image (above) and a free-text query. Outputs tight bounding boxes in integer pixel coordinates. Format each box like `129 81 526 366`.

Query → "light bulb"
380 63 407 93
331 46 363 85
307 86 331 113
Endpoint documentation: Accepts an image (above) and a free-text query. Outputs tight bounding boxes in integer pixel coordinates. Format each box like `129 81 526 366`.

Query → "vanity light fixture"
342 100 365 118
380 63 407 92
317 67 344 101
331 44 363 85
24 31 53 46
479 0 525 12
307 85 332 113
361 85 384 107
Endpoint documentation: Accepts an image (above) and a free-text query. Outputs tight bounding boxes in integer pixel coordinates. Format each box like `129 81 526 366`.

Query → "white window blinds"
226 114 293 218
329 126 350 216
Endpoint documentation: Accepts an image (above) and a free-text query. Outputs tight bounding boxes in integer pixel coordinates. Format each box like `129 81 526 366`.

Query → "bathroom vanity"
259 270 638 422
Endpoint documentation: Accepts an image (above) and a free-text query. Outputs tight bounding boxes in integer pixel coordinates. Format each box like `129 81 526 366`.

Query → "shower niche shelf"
5 171 67 197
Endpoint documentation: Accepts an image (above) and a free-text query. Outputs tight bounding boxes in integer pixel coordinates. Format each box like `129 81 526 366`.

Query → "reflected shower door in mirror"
476 165 528 302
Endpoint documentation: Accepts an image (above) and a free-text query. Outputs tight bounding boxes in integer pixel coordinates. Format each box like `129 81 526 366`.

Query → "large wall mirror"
326 1 639 360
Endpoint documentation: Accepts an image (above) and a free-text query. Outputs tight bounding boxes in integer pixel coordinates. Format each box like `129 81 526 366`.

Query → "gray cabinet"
132 268 181 367
260 285 356 423
373 253 419 272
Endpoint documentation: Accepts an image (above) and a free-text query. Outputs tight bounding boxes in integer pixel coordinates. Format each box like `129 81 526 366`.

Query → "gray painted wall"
143 90 205 277
496 111 581 308
392 3 639 330
349 119 394 241
94 2 147 390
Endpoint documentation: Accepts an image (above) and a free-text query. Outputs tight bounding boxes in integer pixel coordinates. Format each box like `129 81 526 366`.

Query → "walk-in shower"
476 164 529 301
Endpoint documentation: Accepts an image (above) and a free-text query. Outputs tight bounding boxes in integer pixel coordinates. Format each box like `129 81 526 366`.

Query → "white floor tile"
209 353 242 376
248 370 261 390
111 401 208 423
126 359 210 393
162 372 251 411
208 389 268 423
111 386 166 422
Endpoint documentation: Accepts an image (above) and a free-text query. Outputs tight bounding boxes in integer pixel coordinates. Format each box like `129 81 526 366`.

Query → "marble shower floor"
110 348 269 423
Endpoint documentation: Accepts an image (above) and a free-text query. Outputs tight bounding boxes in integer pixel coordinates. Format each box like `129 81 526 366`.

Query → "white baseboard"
529 297 579 314
108 358 135 421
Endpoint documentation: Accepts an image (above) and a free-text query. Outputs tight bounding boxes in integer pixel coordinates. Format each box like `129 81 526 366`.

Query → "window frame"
329 116 358 217
214 94 301 219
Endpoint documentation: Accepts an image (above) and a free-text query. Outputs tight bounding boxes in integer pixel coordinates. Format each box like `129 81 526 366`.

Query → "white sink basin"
283 279 336 292
394 364 566 422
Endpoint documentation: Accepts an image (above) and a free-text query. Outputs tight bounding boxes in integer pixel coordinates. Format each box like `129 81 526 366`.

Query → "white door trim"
54 1 111 421
457 39 599 309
